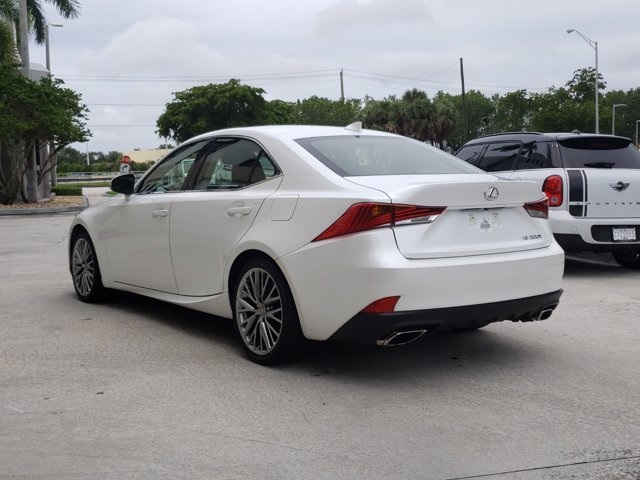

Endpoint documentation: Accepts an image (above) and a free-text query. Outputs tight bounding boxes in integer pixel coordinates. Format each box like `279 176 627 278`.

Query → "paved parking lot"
1 214 639 479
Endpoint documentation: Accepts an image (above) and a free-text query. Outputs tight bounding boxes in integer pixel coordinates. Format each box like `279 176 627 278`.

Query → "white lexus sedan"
69 123 564 364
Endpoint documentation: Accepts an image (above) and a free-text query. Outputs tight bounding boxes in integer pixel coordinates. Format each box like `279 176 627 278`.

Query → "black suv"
455 132 640 269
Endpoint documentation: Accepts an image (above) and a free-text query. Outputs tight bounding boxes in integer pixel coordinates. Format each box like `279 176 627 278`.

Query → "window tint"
296 136 480 176
192 138 277 190
455 144 485 166
514 141 553 170
477 142 520 172
558 137 640 169
137 140 208 193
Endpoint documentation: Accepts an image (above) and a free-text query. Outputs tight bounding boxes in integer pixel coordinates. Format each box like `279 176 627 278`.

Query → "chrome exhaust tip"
536 305 557 321
376 329 427 347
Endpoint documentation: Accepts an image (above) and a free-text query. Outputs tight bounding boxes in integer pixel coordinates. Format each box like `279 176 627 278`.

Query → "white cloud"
26 0 640 152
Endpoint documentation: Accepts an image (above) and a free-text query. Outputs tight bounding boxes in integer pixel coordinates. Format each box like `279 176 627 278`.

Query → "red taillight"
524 198 549 219
312 203 446 242
360 296 400 314
542 175 563 207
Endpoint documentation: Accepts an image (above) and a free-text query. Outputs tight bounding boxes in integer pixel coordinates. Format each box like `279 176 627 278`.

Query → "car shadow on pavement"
95 291 551 383
105 290 239 347
564 254 639 278
294 327 546 382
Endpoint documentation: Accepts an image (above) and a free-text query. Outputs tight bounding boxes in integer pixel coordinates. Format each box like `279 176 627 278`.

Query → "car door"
169 138 282 297
102 140 210 293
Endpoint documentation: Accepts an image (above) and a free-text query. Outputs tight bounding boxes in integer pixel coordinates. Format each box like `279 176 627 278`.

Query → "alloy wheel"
235 267 284 355
72 237 96 297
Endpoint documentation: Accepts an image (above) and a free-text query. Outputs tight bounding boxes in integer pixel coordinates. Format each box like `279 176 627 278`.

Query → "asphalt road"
1 214 639 480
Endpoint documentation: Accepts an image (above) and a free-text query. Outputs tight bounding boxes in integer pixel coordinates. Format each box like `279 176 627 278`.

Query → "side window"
478 142 520 172
192 138 278 190
455 144 485 166
138 140 208 193
514 142 553 170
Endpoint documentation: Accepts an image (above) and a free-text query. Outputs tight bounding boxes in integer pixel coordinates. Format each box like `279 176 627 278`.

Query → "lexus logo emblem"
609 181 630 192
484 186 500 201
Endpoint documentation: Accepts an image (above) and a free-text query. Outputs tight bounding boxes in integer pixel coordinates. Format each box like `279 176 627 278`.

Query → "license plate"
613 227 637 242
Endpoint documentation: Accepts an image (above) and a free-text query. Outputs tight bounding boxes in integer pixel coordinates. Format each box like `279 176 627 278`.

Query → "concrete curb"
0 206 85 216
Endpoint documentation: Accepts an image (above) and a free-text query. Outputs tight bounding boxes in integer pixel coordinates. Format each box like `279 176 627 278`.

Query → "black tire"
612 249 640 269
70 231 105 302
232 258 306 365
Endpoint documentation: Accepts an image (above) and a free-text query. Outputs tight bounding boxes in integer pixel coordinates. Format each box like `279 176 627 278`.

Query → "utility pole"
340 69 344 101
460 58 467 143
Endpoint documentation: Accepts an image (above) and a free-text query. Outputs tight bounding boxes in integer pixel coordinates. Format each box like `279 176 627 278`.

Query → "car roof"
187 124 396 144
462 131 631 145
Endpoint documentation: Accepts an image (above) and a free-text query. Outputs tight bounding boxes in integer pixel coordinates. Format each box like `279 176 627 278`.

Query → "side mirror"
111 173 135 195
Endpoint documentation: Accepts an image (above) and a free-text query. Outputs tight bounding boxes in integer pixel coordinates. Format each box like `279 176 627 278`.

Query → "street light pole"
612 103 627 135
567 29 599 134
635 120 640 149
45 23 63 73
45 23 63 187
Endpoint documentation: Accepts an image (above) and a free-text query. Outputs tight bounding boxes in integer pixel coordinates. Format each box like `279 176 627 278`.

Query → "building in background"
122 148 172 167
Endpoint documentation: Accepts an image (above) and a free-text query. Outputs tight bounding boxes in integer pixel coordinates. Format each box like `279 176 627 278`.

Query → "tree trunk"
24 141 38 203
0 140 25 205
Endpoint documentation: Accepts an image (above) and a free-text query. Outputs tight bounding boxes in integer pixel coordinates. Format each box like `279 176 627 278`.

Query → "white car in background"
69 123 564 365
456 132 640 268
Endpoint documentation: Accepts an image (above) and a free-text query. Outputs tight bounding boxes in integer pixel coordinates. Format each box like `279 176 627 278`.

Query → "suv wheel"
612 249 640 269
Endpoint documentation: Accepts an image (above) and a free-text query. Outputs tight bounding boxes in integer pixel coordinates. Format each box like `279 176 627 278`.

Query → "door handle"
151 209 169 218
226 206 252 216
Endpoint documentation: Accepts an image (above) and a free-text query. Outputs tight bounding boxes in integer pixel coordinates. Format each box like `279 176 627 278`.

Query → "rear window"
296 136 481 176
558 137 640 169
455 144 485 165
477 142 519 172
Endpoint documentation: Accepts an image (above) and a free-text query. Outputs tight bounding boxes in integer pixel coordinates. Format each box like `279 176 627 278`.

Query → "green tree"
293 96 361 125
601 88 640 138
361 94 406 135
156 79 271 143
0 64 89 203
566 67 606 103
402 89 434 141
491 90 531 132
363 90 439 143
528 86 592 132
264 99 297 124
434 90 494 148
56 146 85 167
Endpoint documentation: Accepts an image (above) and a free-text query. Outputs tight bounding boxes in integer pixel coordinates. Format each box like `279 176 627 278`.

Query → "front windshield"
296 135 482 176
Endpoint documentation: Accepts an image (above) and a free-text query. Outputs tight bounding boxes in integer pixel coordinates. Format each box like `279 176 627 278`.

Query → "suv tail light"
313 203 446 242
524 198 549 219
542 175 563 207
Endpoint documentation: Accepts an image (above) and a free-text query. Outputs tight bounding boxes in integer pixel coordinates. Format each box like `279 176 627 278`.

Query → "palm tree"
25 0 79 44
1 0 79 64
0 0 18 64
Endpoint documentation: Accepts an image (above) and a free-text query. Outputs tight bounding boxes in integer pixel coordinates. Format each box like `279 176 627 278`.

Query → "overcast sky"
29 0 640 154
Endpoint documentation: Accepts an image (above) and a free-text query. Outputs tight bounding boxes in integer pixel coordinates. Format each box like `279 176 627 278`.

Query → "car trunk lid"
346 174 553 259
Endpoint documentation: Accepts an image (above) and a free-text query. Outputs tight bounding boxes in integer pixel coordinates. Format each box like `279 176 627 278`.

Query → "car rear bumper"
330 289 563 345
555 233 640 253
550 210 640 251
278 229 565 341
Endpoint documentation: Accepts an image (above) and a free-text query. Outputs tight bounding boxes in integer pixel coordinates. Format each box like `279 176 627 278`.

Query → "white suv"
456 132 640 269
